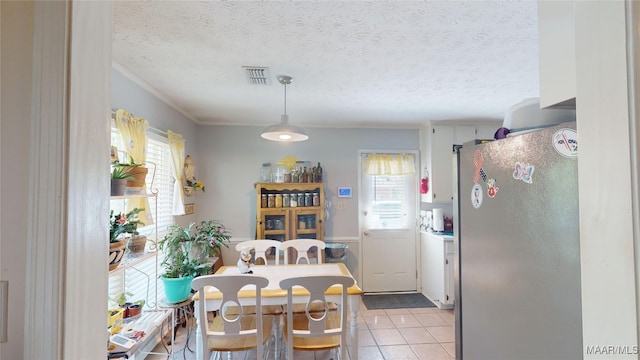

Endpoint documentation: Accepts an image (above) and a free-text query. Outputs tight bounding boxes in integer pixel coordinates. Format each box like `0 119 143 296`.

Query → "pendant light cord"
283 82 287 117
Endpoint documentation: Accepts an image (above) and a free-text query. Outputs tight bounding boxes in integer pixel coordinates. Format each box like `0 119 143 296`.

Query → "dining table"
191 262 363 360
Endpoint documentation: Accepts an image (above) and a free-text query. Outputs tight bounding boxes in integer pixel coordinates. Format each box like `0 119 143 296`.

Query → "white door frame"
357 149 420 293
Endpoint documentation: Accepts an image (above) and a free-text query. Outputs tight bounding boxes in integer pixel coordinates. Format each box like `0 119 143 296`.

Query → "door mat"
362 293 436 310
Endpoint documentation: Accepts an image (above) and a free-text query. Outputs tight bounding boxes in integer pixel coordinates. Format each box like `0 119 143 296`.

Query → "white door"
360 152 418 292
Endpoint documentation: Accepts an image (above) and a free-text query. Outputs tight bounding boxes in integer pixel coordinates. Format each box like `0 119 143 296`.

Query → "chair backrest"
280 239 326 264
235 239 281 265
191 274 269 360
279 275 355 359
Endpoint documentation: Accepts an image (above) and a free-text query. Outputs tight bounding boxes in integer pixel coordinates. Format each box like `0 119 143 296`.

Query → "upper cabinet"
538 1 576 109
421 122 498 203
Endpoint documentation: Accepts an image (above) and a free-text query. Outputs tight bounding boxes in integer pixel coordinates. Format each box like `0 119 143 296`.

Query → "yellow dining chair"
191 274 273 360
279 275 355 360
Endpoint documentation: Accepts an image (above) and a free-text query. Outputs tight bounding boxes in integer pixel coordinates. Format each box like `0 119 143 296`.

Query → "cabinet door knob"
363 230 369 236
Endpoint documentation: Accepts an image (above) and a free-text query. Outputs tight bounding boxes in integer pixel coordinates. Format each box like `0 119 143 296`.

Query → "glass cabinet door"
292 209 322 239
258 209 289 242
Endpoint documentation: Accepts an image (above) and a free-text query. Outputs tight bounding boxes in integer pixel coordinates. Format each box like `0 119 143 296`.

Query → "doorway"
359 151 419 292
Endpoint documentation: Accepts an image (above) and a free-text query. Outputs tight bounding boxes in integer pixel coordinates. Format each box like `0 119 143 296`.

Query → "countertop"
420 231 454 240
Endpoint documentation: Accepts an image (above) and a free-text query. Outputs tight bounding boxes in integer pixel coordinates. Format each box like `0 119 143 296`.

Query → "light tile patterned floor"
147 299 455 360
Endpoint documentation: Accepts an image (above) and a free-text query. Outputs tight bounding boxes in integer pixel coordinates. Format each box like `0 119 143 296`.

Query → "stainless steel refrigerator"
454 121 582 359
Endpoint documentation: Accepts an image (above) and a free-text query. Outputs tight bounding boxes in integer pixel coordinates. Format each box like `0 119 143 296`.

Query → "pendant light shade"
261 75 308 142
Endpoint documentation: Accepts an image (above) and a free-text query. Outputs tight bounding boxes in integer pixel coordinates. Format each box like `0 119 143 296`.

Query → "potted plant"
113 155 148 188
110 167 136 196
109 292 146 318
109 208 145 271
157 223 213 303
194 219 231 258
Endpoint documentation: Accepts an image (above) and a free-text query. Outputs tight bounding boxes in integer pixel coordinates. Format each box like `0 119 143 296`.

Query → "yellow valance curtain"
114 109 152 225
364 153 416 176
167 130 186 216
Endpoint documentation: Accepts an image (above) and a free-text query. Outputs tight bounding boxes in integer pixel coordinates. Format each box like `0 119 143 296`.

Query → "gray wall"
111 67 200 227
111 68 421 274
194 125 420 240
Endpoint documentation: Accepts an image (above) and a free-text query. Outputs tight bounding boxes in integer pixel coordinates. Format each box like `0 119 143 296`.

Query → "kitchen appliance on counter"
432 208 444 232
454 121 581 359
419 210 432 232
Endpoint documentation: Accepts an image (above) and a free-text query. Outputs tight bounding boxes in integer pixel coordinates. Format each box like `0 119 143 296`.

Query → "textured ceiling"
112 1 539 128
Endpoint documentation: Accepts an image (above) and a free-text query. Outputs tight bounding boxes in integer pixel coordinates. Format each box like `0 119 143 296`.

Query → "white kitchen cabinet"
421 232 454 309
538 0 576 108
422 124 454 203
454 126 476 145
421 122 499 203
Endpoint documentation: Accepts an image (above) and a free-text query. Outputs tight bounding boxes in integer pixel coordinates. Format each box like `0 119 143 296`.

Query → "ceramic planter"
127 235 147 253
120 166 148 187
161 276 194 303
109 241 126 271
110 179 127 196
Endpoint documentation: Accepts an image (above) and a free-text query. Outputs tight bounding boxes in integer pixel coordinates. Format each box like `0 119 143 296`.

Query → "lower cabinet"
421 232 454 309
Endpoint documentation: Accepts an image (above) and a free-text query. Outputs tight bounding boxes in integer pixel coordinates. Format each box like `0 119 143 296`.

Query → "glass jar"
273 163 286 183
304 193 312 207
298 193 305 207
260 163 272 182
261 194 268 208
267 194 275 208
312 192 319 207
290 194 298 207
275 193 283 208
282 193 290 207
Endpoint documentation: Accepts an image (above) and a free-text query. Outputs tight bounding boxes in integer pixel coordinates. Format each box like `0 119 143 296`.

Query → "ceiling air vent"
243 66 272 85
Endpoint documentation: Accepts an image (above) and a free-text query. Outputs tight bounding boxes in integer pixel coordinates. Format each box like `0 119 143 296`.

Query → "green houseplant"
113 155 148 188
194 219 231 258
109 208 145 271
110 167 136 196
109 292 146 318
158 222 213 303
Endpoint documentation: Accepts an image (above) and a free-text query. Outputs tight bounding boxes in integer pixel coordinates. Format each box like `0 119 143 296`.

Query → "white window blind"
365 174 413 229
109 129 176 308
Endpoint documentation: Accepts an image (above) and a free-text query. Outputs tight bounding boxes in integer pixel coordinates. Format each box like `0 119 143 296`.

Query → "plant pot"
110 179 127 196
127 304 143 318
127 235 147 253
161 276 194 303
121 166 148 187
120 302 132 318
109 241 126 271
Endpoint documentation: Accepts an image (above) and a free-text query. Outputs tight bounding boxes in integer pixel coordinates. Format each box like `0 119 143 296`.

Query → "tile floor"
147 299 455 360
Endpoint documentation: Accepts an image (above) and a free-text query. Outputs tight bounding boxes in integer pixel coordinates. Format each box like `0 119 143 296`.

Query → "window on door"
361 153 417 230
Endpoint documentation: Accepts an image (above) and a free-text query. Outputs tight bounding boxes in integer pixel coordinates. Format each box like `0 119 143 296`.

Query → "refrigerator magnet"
486 178 499 198
552 128 578 158
473 150 499 199
513 162 534 184
471 183 483 209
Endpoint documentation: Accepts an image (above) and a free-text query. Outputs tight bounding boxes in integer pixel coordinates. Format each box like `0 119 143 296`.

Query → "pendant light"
261 75 308 142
